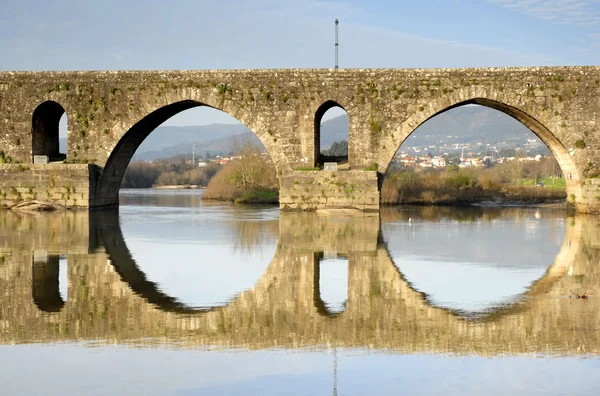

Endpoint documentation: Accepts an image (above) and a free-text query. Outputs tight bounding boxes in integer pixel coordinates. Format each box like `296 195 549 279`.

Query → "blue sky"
3 0 600 71
3 0 600 126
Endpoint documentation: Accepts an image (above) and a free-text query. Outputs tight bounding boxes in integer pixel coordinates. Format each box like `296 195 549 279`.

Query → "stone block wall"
579 178 600 213
0 164 99 208
279 170 379 211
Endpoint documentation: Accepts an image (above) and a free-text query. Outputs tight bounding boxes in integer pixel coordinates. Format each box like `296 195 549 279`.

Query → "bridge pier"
279 170 380 211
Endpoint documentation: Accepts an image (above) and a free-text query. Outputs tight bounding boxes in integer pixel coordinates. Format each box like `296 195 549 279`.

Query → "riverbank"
201 145 279 204
380 168 566 207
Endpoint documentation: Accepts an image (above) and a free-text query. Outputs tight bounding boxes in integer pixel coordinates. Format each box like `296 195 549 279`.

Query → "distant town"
194 152 272 167
392 137 549 169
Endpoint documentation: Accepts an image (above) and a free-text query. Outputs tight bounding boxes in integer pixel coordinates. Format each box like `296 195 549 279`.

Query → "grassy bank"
381 168 566 206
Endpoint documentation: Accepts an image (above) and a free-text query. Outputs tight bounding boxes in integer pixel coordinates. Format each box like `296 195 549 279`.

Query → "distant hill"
136 131 262 160
132 116 349 160
404 105 539 147
59 105 549 160
58 124 247 156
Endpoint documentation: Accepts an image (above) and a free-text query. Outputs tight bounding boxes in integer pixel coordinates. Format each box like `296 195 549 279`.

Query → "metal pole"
335 19 339 70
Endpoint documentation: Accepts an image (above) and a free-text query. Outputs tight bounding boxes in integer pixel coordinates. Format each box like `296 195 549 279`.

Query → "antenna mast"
335 19 339 70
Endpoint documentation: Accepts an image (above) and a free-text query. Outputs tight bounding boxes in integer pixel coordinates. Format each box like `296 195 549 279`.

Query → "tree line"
121 155 221 188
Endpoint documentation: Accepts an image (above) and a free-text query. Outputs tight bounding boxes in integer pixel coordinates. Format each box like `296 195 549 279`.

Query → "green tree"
321 140 348 156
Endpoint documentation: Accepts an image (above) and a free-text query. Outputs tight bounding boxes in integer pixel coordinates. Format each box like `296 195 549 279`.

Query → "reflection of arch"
92 208 574 322
94 100 280 207
94 210 208 314
313 252 347 317
93 210 274 315
378 94 581 200
314 100 347 167
31 101 66 162
380 217 577 322
32 255 65 312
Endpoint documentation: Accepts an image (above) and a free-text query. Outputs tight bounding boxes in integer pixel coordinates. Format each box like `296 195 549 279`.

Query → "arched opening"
381 100 574 206
97 100 276 207
379 98 572 319
315 101 348 169
314 252 348 316
32 253 66 313
31 101 67 163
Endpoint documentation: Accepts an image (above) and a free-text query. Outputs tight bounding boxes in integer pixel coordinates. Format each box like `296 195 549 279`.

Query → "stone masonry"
1 67 600 211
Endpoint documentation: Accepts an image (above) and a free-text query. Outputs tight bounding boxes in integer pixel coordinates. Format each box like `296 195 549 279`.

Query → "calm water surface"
1 189 600 395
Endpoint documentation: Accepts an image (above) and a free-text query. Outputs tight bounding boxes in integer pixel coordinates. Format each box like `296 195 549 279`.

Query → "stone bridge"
1 67 600 211
1 210 599 356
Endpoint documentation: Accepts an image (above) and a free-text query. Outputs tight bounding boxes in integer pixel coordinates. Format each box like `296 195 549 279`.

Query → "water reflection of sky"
1 345 599 395
382 212 566 315
119 197 278 309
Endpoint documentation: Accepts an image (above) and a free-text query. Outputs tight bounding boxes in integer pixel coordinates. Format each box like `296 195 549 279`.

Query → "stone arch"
94 98 284 207
31 100 67 163
314 100 348 167
377 88 582 200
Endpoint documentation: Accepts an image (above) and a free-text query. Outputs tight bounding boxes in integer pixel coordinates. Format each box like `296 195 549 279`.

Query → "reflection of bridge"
0 210 599 355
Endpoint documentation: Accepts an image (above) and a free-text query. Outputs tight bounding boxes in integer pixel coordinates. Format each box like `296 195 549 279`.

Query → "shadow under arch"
378 95 581 199
379 216 579 322
95 100 279 207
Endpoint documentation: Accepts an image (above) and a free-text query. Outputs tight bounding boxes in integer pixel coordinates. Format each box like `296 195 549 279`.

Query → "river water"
1 189 599 395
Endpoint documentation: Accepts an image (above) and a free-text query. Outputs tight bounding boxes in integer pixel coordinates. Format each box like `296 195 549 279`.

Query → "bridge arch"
377 90 582 201
94 99 284 207
314 100 348 167
31 100 67 163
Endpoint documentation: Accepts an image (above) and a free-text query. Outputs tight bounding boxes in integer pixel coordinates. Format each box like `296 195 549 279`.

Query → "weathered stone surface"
0 164 99 208
280 170 379 211
1 67 600 211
